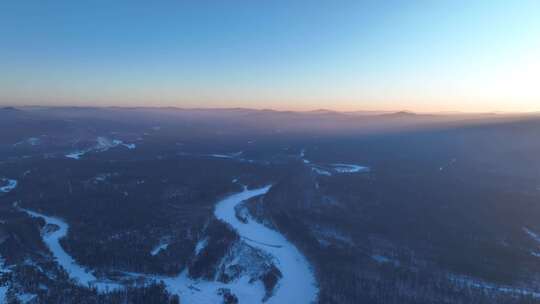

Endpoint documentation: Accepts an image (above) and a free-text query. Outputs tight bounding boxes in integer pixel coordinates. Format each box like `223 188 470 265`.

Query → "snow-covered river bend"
20 186 318 303
163 185 318 303
214 186 318 303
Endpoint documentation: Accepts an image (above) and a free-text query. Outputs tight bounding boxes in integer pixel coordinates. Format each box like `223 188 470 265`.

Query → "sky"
1 0 539 112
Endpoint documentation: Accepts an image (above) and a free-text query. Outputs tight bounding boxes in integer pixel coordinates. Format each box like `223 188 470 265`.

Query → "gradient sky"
1 0 539 112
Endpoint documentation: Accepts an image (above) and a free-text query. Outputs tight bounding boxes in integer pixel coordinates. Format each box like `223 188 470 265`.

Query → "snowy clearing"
65 151 86 159
299 148 311 164
162 271 266 304
208 154 234 159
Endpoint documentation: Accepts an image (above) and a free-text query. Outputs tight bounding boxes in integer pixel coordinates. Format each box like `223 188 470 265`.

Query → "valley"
2 107 540 303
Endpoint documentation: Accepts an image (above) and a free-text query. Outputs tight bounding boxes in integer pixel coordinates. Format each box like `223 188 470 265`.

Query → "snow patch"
65 137 136 159
194 238 208 256
209 154 234 159
162 271 266 304
523 227 540 244
207 151 243 159
0 179 17 193
122 143 137 149
150 242 169 256
213 186 318 303
153 186 318 303
331 163 370 173
311 167 332 176
299 148 311 164
92 173 115 183
371 255 400 266
13 137 41 147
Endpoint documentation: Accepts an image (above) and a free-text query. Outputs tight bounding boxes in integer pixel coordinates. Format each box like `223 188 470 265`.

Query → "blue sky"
1 1 539 112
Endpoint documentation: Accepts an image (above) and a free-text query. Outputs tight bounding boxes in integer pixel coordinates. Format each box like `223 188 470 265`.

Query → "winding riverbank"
163 185 318 303
19 186 318 303
20 209 121 292
214 186 318 303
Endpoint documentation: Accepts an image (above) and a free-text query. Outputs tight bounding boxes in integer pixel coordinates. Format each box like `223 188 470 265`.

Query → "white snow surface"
0 179 17 193
372 255 391 263
151 243 170 256
299 151 369 175
523 227 540 244
15 187 318 303
65 151 86 160
208 154 234 159
207 152 243 159
213 186 318 303
331 163 370 173
20 209 121 292
194 238 208 256
122 143 137 149
13 137 41 147
299 148 311 164
65 137 136 159
311 167 332 176
162 271 266 304
158 186 318 303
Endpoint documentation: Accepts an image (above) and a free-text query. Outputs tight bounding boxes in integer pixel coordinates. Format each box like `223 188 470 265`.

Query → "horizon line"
3 104 540 116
